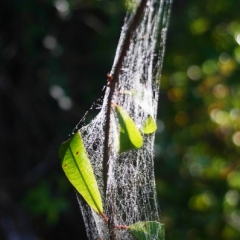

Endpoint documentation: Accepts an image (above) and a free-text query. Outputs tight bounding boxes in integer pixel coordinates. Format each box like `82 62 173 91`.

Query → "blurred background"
0 0 240 239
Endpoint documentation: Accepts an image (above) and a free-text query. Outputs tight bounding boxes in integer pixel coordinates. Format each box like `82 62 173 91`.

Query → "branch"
103 0 147 239
103 0 147 199
111 0 148 80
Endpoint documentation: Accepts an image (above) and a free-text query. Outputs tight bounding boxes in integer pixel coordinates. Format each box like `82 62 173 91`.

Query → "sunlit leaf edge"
141 115 157 134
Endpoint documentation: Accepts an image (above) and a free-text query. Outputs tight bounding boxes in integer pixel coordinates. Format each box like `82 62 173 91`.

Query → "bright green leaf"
128 221 164 240
59 131 103 214
142 116 157 134
114 104 143 153
120 90 157 134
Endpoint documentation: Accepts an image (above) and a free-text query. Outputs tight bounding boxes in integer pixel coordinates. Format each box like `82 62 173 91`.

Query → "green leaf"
59 131 103 214
142 116 157 134
120 90 157 134
114 104 143 153
128 221 164 240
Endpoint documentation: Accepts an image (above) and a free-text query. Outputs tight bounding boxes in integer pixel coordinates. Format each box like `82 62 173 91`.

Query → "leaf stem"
101 213 109 224
100 213 128 230
114 225 128 230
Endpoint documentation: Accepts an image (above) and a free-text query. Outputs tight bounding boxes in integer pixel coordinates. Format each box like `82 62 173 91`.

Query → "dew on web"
75 0 172 239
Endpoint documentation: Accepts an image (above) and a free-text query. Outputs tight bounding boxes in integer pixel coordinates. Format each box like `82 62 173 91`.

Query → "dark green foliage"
156 1 240 239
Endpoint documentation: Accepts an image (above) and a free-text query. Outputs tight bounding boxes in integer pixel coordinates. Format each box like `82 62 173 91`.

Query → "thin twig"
111 0 148 79
103 0 148 239
103 0 147 200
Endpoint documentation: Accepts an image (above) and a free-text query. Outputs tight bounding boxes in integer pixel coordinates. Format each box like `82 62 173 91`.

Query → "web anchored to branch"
66 0 172 239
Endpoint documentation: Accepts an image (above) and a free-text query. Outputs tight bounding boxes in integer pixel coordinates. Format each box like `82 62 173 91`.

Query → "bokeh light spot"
219 59 237 76
43 36 57 50
210 109 230 126
227 21 240 35
212 84 228 98
235 33 240 45
202 59 218 75
187 65 202 80
189 191 215 212
190 18 209 35
55 0 70 18
232 131 240 146
189 162 203 177
170 71 187 86
49 85 64 100
58 96 72 110
225 190 240 206
227 171 240 190
230 108 240 120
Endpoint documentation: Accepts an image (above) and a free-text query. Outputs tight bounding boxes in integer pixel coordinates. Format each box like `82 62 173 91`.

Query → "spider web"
77 0 172 239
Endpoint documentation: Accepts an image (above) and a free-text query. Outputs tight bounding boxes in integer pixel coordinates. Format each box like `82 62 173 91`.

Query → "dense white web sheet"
77 0 172 239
